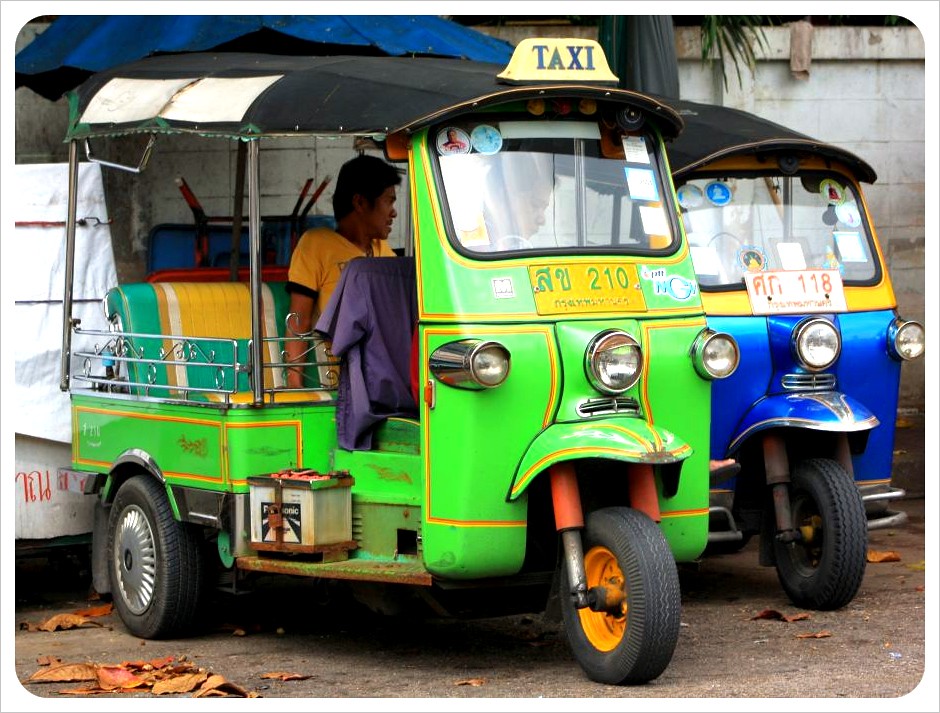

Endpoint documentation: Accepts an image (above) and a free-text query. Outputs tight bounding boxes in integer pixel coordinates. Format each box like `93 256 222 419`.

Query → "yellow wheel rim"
577 545 627 652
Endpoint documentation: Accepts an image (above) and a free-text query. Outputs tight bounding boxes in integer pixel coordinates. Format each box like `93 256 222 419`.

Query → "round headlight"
890 319 925 361
470 342 511 387
793 318 841 370
585 330 641 394
692 330 739 379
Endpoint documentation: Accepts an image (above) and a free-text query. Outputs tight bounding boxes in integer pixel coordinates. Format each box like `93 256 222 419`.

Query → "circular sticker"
436 127 471 156
835 202 861 227
470 124 503 155
677 184 704 209
738 246 766 272
819 178 845 205
705 181 732 206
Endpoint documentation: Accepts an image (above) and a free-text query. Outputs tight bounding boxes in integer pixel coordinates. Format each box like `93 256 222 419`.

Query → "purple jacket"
315 257 418 450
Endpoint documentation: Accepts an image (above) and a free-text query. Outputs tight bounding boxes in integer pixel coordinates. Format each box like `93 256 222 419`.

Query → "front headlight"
429 339 511 389
888 318 925 361
691 330 739 379
584 330 641 394
793 317 841 370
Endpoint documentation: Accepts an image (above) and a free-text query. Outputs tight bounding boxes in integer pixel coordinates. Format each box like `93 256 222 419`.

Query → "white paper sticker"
691 246 722 276
776 242 807 270
622 136 650 164
833 231 867 262
638 204 669 237
624 167 659 202
492 277 515 299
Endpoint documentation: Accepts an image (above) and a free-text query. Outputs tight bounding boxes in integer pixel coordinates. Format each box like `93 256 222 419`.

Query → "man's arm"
285 290 316 388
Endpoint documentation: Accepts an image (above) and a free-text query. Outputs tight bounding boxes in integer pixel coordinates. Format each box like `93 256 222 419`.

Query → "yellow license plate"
529 263 647 315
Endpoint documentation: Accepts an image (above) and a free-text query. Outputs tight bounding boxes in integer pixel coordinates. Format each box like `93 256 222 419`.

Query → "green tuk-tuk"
62 39 738 684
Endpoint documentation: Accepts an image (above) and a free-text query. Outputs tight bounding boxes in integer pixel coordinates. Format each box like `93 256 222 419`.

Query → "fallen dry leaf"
455 678 486 687
37 613 104 632
28 662 98 683
57 685 118 695
915 585 925 592
796 630 832 639
152 671 209 695
751 609 811 623
73 603 113 618
96 665 147 691
261 671 311 681
36 655 62 667
192 673 254 698
905 560 925 571
120 655 177 672
867 550 901 563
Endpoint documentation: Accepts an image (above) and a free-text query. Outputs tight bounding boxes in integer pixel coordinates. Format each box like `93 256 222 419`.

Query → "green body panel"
419 325 553 578
71 394 338 494
511 418 691 497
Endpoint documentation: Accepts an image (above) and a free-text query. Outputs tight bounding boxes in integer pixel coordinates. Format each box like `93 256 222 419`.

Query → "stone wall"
14 20 927 409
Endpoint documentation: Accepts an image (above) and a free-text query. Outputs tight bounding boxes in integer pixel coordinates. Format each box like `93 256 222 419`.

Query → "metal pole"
59 140 80 391
247 139 264 404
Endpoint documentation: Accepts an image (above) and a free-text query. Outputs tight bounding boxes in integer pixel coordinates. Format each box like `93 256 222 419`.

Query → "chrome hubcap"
114 505 156 615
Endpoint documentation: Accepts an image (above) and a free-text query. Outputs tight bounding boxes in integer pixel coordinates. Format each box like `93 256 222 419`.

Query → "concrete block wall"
13 20 927 410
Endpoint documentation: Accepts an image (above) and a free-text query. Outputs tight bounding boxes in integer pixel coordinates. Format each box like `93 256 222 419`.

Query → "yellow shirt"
287 227 396 314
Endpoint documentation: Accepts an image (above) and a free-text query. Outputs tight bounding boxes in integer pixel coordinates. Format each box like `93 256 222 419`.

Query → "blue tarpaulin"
16 15 514 100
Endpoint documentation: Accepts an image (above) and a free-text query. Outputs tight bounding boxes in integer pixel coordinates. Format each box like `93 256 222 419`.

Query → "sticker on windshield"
638 204 669 236
776 242 807 270
624 167 659 202
704 181 732 206
834 231 867 262
738 246 766 273
835 202 861 227
622 136 650 164
437 127 471 155
470 124 503 155
819 178 845 205
677 184 703 209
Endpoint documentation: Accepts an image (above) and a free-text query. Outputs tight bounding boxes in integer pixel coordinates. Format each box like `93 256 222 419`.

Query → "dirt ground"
6 492 932 711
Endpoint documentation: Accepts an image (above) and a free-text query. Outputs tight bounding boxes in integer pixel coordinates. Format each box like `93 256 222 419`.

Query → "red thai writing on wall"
15 469 87 503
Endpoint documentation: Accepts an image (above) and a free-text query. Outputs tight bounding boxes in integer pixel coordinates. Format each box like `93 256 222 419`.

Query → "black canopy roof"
66 52 684 141
667 100 876 184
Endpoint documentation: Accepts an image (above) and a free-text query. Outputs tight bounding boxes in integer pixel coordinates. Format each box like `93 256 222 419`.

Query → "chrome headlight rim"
792 317 841 371
429 339 511 390
888 318 925 361
584 329 642 395
691 329 740 380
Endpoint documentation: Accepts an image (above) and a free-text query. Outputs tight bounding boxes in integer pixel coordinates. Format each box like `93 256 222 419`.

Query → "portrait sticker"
677 184 704 209
819 178 845 205
704 181 732 206
436 127 471 155
470 124 503 155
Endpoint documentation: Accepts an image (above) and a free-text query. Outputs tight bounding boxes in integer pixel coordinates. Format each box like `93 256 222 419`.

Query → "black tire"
560 507 681 685
773 458 867 610
107 475 206 638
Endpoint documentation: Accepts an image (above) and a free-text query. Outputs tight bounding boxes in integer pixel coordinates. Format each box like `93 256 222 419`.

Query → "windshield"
436 120 676 256
678 173 877 288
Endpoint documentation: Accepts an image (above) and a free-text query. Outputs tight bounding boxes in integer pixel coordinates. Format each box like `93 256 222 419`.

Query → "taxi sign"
497 38 619 86
744 269 847 315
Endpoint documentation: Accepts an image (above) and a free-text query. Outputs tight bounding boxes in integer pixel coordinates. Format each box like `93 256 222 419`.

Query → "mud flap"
91 500 112 595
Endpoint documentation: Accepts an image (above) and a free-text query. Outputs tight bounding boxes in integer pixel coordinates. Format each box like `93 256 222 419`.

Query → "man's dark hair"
332 155 402 220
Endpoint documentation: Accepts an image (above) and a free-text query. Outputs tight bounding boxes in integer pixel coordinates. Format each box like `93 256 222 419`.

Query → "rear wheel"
773 458 867 610
560 507 680 685
107 475 206 638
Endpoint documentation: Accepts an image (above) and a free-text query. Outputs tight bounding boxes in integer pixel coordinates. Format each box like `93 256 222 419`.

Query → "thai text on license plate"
744 269 847 315
529 263 647 315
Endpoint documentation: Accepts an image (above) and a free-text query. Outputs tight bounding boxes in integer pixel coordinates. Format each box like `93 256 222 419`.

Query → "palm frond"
701 16 771 90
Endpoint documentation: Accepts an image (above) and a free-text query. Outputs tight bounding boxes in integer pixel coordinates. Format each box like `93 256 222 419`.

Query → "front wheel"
773 458 867 610
107 475 207 638
560 507 680 685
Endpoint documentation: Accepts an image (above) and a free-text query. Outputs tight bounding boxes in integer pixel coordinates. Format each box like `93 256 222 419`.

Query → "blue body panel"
708 309 901 485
